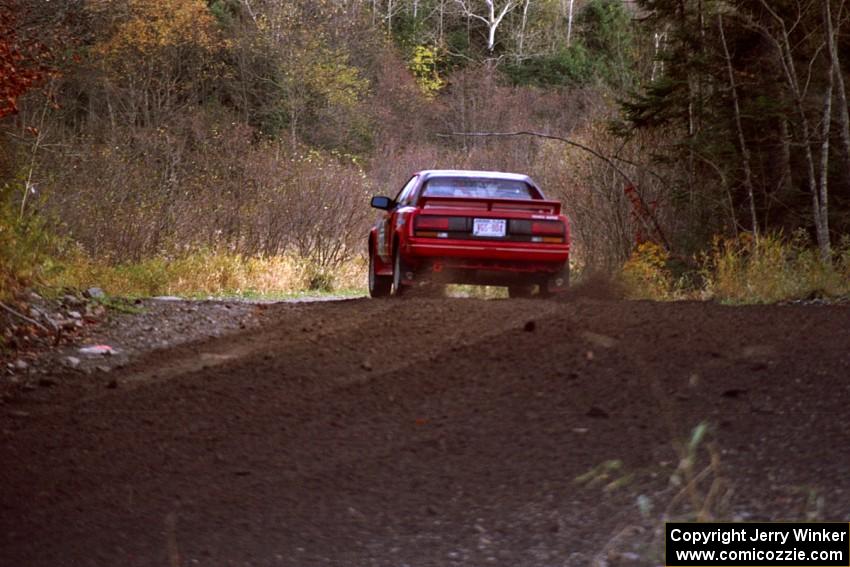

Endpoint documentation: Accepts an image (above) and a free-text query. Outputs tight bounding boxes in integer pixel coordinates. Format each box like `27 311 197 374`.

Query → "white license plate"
473 218 506 238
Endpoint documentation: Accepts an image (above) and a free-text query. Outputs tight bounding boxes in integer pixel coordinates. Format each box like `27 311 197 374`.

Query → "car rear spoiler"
420 196 561 215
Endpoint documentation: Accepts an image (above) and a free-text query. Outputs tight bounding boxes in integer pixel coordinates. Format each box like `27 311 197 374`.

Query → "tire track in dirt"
1 298 849 567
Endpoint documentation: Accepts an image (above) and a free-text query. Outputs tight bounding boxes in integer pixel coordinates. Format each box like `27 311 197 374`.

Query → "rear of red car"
368 171 570 297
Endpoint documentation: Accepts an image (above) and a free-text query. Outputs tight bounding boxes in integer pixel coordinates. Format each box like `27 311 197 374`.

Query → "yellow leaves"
308 48 369 108
621 241 674 299
278 36 368 110
94 0 221 62
409 45 446 98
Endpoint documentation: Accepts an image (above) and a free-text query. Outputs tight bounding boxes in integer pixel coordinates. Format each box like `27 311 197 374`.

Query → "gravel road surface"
2 294 849 566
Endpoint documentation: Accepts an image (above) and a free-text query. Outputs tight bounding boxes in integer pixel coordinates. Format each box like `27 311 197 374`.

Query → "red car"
368 170 570 298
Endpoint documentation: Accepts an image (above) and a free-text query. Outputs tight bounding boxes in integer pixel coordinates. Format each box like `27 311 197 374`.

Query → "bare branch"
0 301 52 335
454 0 490 25
437 130 671 250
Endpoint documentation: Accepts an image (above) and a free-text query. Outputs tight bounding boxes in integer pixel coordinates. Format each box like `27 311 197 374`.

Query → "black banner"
666 522 850 566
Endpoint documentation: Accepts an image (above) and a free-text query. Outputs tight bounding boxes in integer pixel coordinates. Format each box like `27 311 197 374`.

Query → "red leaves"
0 3 50 119
624 184 660 246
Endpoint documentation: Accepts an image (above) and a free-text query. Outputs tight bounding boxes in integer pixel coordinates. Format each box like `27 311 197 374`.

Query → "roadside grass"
579 421 730 566
700 232 850 303
2 182 368 302
0 191 64 301
618 233 850 303
4 195 848 307
45 251 367 300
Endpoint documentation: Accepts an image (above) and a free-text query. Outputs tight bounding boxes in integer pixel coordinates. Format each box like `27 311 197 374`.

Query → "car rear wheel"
508 285 535 298
391 248 410 297
368 250 391 298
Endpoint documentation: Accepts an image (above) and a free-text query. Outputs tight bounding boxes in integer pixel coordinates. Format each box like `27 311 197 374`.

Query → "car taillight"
415 215 468 237
531 221 565 235
415 216 451 230
530 220 565 243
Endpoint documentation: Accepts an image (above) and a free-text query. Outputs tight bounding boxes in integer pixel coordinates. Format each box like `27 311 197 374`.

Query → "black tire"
391 248 409 297
368 250 392 298
508 285 535 298
539 264 570 298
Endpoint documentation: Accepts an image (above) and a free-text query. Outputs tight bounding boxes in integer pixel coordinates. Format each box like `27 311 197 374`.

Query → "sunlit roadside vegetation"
618 235 850 304
2 0 849 305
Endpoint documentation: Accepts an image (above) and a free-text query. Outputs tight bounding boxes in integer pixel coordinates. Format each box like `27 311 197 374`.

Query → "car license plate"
473 218 506 238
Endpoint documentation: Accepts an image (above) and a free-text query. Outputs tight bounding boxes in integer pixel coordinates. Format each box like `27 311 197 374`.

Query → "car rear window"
421 178 536 200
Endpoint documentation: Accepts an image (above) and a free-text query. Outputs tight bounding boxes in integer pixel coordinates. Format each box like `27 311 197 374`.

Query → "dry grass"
702 232 850 303
47 251 367 298
616 232 850 303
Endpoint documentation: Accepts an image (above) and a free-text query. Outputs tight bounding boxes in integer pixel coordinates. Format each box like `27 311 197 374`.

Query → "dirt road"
1 294 849 566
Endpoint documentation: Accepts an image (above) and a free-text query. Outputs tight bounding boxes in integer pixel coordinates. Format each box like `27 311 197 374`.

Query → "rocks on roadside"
62 294 85 307
84 287 106 299
4 292 265 398
5 289 110 347
85 304 107 318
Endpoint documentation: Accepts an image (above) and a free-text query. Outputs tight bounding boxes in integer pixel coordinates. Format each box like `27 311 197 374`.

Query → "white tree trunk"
758 0 831 259
518 0 531 58
816 0 836 261
455 0 519 52
824 0 850 192
718 14 759 237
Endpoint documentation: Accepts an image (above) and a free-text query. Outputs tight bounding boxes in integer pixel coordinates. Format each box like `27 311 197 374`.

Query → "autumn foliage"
0 3 47 119
0 0 847 300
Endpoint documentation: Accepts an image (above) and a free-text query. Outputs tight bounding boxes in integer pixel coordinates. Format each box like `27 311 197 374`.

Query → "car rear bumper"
405 238 569 264
399 238 569 286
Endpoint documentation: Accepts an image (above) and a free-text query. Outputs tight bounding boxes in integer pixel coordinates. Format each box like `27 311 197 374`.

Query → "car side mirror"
371 196 393 210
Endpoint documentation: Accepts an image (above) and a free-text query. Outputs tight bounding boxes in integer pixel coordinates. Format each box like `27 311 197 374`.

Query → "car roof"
416 169 534 183
414 169 544 197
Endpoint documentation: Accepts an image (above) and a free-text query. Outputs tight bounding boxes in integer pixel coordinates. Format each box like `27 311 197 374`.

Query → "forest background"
2 0 850 302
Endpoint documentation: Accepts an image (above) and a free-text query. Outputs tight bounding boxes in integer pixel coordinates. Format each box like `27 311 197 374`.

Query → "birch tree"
718 12 758 237
754 0 831 260
823 0 850 191
454 0 521 52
